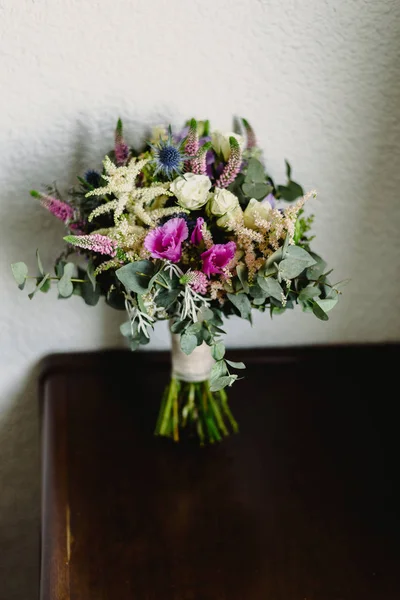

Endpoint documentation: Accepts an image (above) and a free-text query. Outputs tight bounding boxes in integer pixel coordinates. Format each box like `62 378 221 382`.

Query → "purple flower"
190 217 204 245
262 193 276 209
31 190 74 223
201 242 236 277
144 217 188 262
64 233 117 256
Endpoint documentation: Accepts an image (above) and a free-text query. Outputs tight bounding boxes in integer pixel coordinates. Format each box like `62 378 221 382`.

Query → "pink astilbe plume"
216 137 242 188
115 118 130 166
31 190 74 223
64 233 117 256
191 142 212 176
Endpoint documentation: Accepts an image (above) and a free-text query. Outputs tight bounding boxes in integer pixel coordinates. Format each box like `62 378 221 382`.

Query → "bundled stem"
154 379 238 445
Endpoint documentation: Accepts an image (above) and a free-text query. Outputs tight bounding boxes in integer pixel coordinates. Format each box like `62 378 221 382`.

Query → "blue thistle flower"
149 126 192 180
84 170 101 187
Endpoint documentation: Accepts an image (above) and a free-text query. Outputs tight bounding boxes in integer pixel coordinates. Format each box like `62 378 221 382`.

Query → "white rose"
170 173 212 210
217 205 243 230
243 198 272 230
209 188 239 216
211 130 246 161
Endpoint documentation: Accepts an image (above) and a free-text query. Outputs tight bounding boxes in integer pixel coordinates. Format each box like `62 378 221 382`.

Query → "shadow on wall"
0 365 41 600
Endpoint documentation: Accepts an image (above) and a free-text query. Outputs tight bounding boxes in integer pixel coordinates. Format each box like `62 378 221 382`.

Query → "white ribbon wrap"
170 331 214 382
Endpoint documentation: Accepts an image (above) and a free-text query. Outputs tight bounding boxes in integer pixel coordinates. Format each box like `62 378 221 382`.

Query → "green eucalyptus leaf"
285 159 292 181
257 275 283 301
180 333 197 355
306 252 327 279
209 374 238 392
38 276 51 293
242 182 271 200
29 273 50 300
186 322 202 335
312 301 329 321
227 293 252 322
87 259 96 291
197 306 214 322
210 360 228 382
36 249 44 276
11 262 28 289
116 260 155 294
212 342 225 361
278 180 304 202
156 288 179 309
298 285 321 302
225 360 246 370
314 297 338 313
57 262 75 298
279 246 316 279
236 264 249 293
170 320 187 334
245 158 266 183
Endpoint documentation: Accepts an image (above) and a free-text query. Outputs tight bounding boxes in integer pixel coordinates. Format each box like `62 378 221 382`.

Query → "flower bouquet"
12 117 342 444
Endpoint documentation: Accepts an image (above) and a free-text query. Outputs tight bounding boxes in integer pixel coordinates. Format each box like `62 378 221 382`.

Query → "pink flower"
201 241 236 277
64 233 117 256
31 191 74 223
187 270 208 295
190 217 204 245
144 217 188 262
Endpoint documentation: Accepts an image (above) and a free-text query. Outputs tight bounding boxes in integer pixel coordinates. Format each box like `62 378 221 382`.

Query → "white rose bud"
209 188 239 216
243 198 272 230
170 173 212 210
211 130 246 161
217 205 244 230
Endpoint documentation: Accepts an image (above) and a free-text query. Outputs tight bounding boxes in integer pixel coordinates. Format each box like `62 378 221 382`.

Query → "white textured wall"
1 0 400 597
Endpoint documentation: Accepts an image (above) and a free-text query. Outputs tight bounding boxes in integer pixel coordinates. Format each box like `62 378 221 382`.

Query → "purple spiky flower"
215 137 242 189
242 118 257 149
31 190 74 223
191 142 212 176
115 118 130 166
64 233 117 256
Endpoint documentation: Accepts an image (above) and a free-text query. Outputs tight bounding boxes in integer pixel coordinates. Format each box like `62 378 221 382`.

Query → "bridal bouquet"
12 117 342 444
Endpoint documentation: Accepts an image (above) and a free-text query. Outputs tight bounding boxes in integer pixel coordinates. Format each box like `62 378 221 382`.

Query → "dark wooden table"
39 344 400 600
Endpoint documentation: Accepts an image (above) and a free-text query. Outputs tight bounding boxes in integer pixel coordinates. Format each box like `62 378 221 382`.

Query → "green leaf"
116 260 155 294
36 249 44 276
285 159 292 181
306 252 327 279
197 306 214 322
249 282 267 299
312 301 329 321
242 182 271 200
277 181 304 202
245 158 266 183
225 360 246 370
180 333 197 355
227 293 252 322
11 262 28 289
209 374 238 392
212 342 225 361
156 288 179 309
87 259 96 291
257 274 283 300
29 273 50 299
236 264 249 293
187 322 202 335
37 276 51 293
298 285 321 302
57 262 75 298
170 320 187 334
314 297 338 313
279 246 316 279
210 360 228 382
